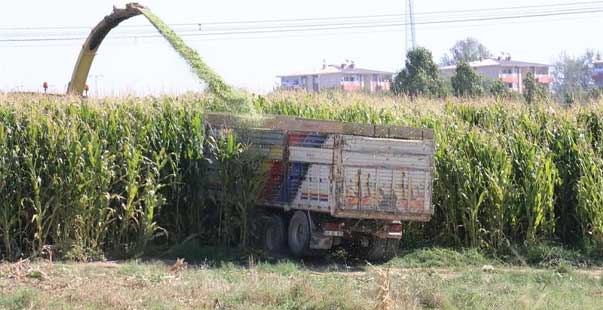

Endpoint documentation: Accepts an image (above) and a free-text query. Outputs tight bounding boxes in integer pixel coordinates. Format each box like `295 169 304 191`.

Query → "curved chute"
67 3 241 106
67 3 145 95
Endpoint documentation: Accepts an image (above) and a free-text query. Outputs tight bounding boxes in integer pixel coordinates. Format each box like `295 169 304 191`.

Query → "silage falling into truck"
67 3 245 108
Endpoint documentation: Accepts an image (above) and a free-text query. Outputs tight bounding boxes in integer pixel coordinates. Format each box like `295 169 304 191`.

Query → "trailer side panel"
206 113 435 222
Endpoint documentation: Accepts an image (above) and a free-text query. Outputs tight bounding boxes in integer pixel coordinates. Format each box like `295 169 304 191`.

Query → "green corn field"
0 94 207 260
1 91 603 260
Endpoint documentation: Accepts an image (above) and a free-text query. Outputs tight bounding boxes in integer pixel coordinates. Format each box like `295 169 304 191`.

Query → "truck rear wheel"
288 211 311 257
264 215 287 255
366 238 400 262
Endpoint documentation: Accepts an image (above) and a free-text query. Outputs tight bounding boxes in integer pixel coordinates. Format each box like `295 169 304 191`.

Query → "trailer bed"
204 113 435 222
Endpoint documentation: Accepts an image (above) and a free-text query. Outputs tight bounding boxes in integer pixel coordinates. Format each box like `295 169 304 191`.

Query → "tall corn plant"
478 137 513 250
574 112 603 249
148 102 206 241
576 150 603 249
206 131 264 247
507 133 558 244
0 120 22 259
549 121 584 245
207 132 241 246
433 126 512 249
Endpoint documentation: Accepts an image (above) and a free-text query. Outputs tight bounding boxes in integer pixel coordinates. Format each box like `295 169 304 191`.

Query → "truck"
204 113 435 260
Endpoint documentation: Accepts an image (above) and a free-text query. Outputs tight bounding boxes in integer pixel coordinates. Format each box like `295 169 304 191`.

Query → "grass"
0 289 37 310
389 244 603 269
388 248 493 269
1 248 602 310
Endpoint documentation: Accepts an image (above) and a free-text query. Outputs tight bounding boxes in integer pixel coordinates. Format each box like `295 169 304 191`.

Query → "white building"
278 62 393 93
439 57 552 93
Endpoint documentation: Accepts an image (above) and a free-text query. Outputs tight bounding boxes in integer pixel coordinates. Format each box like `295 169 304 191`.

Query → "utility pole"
405 0 417 54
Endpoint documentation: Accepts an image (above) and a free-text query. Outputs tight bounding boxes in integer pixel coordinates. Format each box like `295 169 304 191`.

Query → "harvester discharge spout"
67 3 145 95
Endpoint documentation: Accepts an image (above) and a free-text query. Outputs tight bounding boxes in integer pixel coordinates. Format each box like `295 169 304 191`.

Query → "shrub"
393 47 447 98
523 72 548 104
490 80 511 98
451 62 484 98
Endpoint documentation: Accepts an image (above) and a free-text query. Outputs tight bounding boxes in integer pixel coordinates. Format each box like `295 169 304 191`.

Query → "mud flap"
306 211 334 250
310 232 334 250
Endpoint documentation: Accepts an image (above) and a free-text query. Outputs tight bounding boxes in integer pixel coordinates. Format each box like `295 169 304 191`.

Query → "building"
439 57 552 93
592 60 603 88
278 61 393 93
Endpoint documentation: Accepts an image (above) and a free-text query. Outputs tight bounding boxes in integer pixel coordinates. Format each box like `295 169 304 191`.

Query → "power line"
403 0 603 16
1 4 601 43
1 0 602 32
2 5 602 43
2 7 602 43
183 0 600 26
0 11 600 49
4 4 601 40
1 19 407 38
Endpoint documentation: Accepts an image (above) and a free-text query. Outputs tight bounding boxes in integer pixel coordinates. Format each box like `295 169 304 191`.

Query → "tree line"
392 37 602 105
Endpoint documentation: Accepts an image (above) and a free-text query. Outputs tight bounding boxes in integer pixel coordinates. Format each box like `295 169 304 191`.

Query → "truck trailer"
204 113 435 260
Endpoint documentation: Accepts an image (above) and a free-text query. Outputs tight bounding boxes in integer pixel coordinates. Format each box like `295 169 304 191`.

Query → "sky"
0 0 602 96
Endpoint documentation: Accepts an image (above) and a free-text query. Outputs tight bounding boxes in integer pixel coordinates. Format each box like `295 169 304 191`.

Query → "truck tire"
366 238 400 262
288 211 311 257
264 215 287 255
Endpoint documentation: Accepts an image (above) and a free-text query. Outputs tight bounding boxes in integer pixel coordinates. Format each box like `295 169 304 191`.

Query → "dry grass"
1 257 603 310
0 260 373 309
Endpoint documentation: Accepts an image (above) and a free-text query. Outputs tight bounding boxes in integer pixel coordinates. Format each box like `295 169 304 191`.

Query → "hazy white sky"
0 0 601 95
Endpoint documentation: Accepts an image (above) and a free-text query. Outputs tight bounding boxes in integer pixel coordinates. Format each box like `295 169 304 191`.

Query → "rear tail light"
322 222 344 231
387 222 402 233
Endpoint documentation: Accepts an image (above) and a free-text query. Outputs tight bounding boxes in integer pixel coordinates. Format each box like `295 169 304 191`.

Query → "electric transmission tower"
405 0 417 54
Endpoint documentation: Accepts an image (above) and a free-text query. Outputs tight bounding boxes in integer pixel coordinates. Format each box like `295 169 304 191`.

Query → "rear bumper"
332 209 431 222
374 231 403 239
323 230 344 237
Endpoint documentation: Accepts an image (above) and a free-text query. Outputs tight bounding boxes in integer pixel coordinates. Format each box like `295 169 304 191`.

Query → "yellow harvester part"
67 3 144 95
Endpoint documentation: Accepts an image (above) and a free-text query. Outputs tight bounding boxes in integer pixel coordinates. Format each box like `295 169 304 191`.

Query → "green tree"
489 79 510 98
393 47 447 98
451 62 484 97
523 72 547 104
553 50 600 103
441 37 492 66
